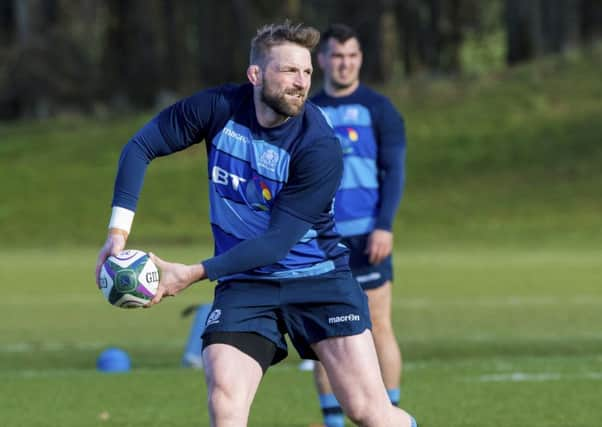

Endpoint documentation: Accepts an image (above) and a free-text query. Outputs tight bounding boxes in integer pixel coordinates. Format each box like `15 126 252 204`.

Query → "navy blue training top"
311 84 406 236
111 83 349 282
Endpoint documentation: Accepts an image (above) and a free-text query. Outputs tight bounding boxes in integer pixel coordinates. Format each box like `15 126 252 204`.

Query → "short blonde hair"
250 21 320 67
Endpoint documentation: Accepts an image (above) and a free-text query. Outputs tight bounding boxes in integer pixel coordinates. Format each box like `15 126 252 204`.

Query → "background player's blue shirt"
311 84 406 236
111 83 348 281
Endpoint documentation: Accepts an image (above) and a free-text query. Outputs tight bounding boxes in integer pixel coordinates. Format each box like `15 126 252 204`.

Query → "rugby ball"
98 249 159 308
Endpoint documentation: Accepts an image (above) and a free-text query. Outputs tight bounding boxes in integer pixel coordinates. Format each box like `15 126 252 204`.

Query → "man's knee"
344 400 369 425
203 343 262 418
342 395 383 426
207 375 248 422
206 371 234 405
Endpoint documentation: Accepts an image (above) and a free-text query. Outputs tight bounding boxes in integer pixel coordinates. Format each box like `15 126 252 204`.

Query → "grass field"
1 246 601 427
1 49 601 426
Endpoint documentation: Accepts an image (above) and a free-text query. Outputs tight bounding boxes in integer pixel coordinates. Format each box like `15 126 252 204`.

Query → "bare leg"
366 281 402 391
312 330 413 427
202 344 263 427
313 358 333 394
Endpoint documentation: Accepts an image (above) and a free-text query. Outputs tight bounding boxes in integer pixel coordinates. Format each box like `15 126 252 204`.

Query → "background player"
310 23 407 427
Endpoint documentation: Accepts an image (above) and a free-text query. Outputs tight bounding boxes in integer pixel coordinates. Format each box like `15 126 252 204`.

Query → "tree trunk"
0 1 15 46
505 0 543 64
102 0 162 108
579 0 602 43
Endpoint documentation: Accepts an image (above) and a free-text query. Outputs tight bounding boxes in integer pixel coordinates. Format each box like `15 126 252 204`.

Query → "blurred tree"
505 0 594 65
13 0 53 45
394 0 465 76
0 0 97 118
0 0 600 120
196 0 308 86
0 1 16 118
333 0 388 82
158 0 203 97
101 0 163 109
302 0 390 82
162 0 181 91
196 0 251 85
541 0 580 52
0 1 15 46
580 0 602 44
458 0 506 76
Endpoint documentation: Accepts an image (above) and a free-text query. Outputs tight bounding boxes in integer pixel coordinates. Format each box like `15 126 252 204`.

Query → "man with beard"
95 21 418 427
309 24 407 427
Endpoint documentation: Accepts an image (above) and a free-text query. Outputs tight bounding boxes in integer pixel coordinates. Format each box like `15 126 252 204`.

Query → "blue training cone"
181 303 212 368
97 347 131 373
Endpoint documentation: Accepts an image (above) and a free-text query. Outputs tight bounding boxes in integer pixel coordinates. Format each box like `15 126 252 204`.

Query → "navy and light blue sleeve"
111 90 219 211
202 208 313 280
275 137 343 223
202 137 342 280
374 99 406 231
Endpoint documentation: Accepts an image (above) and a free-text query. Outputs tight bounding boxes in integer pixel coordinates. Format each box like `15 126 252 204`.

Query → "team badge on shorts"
206 309 222 326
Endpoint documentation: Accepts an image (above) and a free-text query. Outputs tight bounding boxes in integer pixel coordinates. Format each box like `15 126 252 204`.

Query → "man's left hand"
364 229 393 265
146 253 207 307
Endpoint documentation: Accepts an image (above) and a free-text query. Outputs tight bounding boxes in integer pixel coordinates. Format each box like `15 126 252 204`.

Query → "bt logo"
211 165 246 190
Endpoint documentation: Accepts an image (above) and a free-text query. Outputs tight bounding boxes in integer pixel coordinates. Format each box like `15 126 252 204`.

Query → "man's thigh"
202 343 264 418
365 281 393 325
311 330 389 405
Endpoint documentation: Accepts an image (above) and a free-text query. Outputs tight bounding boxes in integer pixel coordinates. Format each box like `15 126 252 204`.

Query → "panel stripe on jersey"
339 156 378 190
208 189 270 239
335 187 378 220
212 120 290 183
335 186 378 237
336 217 376 237
319 105 372 127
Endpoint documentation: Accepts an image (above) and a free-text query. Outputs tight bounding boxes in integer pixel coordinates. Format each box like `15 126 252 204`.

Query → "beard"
261 83 306 117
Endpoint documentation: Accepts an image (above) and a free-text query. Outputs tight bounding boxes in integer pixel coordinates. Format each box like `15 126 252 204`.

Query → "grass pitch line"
0 340 184 352
472 371 602 382
393 295 602 308
4 332 602 353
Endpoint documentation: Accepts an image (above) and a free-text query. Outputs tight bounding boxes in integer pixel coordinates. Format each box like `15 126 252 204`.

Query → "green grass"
1 49 602 425
1 247 601 426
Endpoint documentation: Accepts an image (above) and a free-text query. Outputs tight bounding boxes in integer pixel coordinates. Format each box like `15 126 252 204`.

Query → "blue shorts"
342 234 393 290
201 271 371 365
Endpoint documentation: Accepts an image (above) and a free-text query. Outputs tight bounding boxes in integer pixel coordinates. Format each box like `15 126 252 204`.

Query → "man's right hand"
95 228 128 286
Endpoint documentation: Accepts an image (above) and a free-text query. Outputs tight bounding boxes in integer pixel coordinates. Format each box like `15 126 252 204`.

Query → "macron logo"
223 127 249 144
328 313 361 324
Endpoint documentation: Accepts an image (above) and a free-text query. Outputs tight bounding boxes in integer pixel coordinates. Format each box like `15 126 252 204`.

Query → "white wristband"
108 207 135 233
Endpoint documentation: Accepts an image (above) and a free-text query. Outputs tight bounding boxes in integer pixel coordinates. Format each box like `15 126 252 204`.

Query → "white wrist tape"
108 206 135 233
